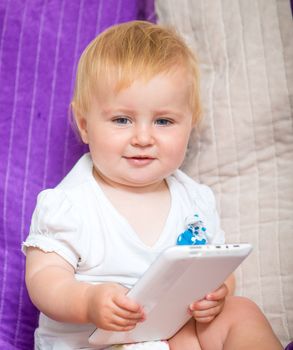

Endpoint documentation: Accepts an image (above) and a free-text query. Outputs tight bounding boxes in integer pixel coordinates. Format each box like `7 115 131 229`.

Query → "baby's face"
77 69 193 189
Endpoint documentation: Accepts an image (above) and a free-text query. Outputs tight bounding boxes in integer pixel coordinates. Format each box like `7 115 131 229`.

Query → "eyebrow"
101 106 185 118
154 109 182 115
151 108 188 119
102 107 135 115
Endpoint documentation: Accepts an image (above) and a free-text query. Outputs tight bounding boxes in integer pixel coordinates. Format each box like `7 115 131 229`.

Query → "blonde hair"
71 20 201 124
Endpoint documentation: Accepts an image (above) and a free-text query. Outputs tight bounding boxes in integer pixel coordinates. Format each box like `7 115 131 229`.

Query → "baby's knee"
224 296 264 321
226 295 259 308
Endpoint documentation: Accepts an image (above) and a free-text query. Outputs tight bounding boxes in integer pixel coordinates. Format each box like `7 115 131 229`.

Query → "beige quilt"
155 0 293 346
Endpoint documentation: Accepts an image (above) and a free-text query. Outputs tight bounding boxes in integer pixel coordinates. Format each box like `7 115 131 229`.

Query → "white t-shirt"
22 153 225 349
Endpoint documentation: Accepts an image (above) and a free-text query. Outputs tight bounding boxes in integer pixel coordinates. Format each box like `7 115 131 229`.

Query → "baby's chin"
107 174 170 193
116 177 167 191
93 165 173 191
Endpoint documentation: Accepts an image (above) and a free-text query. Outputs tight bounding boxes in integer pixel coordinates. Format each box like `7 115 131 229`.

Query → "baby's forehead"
88 70 194 116
93 65 191 93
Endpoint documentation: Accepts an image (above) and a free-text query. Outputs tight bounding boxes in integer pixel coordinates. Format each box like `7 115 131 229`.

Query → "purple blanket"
0 1 155 348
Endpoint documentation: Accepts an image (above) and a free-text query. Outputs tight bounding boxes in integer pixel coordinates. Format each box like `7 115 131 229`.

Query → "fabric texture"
22 153 224 348
155 0 293 347
285 341 293 350
0 1 155 349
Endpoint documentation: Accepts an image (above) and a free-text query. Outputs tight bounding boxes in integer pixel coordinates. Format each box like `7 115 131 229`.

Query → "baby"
23 21 282 350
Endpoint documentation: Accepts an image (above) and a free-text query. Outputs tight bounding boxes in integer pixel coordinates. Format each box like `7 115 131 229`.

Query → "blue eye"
112 117 131 125
155 118 173 126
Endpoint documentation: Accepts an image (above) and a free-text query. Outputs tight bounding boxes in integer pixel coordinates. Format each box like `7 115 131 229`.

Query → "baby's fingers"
190 299 219 311
114 305 145 323
206 284 228 301
113 293 145 324
190 304 222 323
108 313 142 331
114 293 144 315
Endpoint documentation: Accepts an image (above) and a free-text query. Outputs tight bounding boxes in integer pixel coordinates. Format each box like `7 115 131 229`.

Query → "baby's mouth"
124 155 155 165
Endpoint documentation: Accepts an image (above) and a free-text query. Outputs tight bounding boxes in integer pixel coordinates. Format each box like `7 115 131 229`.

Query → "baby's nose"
131 125 155 146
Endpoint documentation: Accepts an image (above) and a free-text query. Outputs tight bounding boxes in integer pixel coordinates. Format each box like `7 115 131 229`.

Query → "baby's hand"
189 283 228 323
86 283 145 331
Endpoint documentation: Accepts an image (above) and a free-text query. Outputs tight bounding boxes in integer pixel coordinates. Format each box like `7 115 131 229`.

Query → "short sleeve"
22 189 84 268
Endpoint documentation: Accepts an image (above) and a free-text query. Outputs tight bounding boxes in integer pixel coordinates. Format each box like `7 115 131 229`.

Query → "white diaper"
107 340 169 349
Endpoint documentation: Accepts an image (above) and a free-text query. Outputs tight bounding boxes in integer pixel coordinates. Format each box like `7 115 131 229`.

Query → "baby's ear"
70 101 89 144
74 113 89 144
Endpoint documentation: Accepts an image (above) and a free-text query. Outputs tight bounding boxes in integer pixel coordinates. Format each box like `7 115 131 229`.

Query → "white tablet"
88 243 252 347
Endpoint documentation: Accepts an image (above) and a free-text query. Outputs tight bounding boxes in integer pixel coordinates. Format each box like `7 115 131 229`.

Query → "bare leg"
168 318 202 350
196 296 283 350
168 296 282 350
